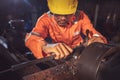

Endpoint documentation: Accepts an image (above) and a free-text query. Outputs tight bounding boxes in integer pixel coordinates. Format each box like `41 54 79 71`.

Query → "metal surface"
23 42 120 80
78 42 118 80
0 55 55 74
0 43 40 80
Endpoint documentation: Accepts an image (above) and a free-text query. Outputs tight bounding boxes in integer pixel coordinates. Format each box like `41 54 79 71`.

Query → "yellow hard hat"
47 0 78 15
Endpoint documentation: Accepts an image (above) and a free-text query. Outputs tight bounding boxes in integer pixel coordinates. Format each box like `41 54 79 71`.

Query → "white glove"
42 43 73 59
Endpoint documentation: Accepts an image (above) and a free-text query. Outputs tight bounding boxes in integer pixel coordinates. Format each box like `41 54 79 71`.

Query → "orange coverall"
25 11 107 59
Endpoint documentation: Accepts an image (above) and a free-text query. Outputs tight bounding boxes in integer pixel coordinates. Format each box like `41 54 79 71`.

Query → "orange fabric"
25 11 107 59
25 34 47 59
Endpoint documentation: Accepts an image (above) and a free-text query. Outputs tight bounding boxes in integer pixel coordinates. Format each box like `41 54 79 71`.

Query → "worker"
25 0 107 60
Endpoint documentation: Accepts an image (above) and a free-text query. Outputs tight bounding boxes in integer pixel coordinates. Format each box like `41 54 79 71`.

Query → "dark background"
0 0 120 41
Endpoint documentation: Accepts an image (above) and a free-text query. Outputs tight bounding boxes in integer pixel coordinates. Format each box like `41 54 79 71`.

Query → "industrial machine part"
0 43 40 80
23 42 120 80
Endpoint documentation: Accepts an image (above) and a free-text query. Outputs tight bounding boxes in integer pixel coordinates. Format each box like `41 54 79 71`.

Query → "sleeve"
25 14 49 59
80 11 107 43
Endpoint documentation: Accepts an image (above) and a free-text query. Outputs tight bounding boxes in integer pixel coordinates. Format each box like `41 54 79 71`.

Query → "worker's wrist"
93 34 101 37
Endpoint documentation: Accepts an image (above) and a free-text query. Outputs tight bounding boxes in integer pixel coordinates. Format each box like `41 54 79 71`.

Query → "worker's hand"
42 43 73 59
87 36 105 46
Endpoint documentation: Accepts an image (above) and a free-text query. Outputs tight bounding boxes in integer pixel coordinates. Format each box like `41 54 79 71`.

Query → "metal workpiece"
23 42 120 80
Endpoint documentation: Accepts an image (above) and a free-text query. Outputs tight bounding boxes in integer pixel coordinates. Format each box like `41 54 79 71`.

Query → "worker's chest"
49 23 82 45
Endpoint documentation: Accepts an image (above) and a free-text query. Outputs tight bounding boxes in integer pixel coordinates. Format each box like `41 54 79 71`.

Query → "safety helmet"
47 0 78 15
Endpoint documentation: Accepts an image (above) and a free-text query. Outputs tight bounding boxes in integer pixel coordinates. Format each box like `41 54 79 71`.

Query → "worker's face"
54 14 74 27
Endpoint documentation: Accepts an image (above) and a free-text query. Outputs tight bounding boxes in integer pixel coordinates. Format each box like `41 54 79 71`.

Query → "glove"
42 43 73 59
87 36 105 46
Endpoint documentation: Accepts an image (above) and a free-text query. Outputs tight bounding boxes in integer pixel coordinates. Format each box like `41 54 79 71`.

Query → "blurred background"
0 0 120 42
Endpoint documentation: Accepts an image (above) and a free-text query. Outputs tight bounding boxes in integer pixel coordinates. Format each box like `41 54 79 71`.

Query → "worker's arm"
25 14 49 59
80 11 107 45
25 14 72 59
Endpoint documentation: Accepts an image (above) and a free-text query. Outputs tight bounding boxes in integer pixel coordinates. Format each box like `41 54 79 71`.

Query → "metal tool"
0 55 55 74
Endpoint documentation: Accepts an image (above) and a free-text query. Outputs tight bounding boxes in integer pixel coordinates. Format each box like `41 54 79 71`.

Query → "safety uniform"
25 11 107 59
